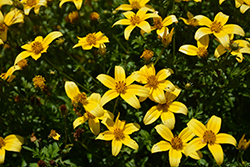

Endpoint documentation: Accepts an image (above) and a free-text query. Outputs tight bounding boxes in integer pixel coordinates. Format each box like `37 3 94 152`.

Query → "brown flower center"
153 17 163 30
114 128 125 140
147 75 158 89
171 136 183 150
73 92 88 105
32 41 44 54
0 23 7 32
49 130 57 137
203 130 216 145
0 137 6 148
130 0 140 9
26 0 37 7
115 81 127 94
157 101 170 111
210 21 223 33
197 47 208 58
188 18 199 27
130 15 141 25
86 111 95 119
86 34 97 45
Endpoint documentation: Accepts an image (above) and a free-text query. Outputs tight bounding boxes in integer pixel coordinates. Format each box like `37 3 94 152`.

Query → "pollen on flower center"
130 1 140 9
153 17 163 29
0 137 6 148
210 21 223 33
73 92 88 105
114 128 125 140
130 15 141 25
32 41 44 54
86 34 97 45
197 47 208 58
147 75 158 88
171 136 183 150
203 130 216 145
157 101 170 111
26 0 37 7
115 81 127 94
86 111 95 119
0 23 7 32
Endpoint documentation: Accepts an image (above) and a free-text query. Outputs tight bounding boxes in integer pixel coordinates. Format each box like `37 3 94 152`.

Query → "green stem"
154 46 167 65
112 97 119 116
64 115 67 146
112 34 128 53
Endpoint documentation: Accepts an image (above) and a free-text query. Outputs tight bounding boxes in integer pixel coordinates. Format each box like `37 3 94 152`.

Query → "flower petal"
123 123 140 135
73 0 82 10
161 112 175 130
187 119 206 137
96 131 114 141
195 27 212 41
151 141 171 153
84 100 104 117
206 115 221 135
138 21 151 33
179 45 198 56
156 68 173 81
127 84 149 97
115 4 132 11
64 81 80 100
208 143 224 165
73 116 87 129
143 106 161 125
216 133 236 146
195 15 212 27
115 66 126 81
125 72 139 85
168 101 188 115
14 51 32 65
214 31 230 48
112 19 131 27
155 124 173 141
112 139 123 156
89 118 100 135
214 44 227 58
124 25 136 40
42 31 63 47
0 148 5 164
100 90 119 106
152 87 166 104
122 136 138 150
88 93 101 104
179 127 195 143
120 91 140 109
197 35 209 48
214 12 229 26
96 74 116 89
169 148 182 167
223 24 245 36
184 138 206 156
162 15 178 26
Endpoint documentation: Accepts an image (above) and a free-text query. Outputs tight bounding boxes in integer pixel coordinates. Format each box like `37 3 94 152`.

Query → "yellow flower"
0 0 13 8
112 7 159 40
180 11 200 27
140 49 154 60
151 13 178 38
65 81 104 117
115 0 155 12
219 0 243 8
0 134 24 164
73 31 109 50
162 27 175 47
14 31 63 65
237 134 250 151
151 125 202 167
0 9 24 44
194 12 245 48
215 34 250 63
143 86 188 130
32 75 46 90
73 93 114 135
21 0 47 15
239 1 250 13
59 0 82 10
135 63 175 104
89 12 100 21
185 115 237 165
97 66 149 109
48 130 60 140
179 35 209 58
96 112 140 156
0 65 21 82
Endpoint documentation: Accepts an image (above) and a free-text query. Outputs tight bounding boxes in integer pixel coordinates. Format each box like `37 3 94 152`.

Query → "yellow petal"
0 148 5 164
179 45 198 56
120 91 140 109
219 0 225 4
73 0 82 10
206 115 221 134
138 21 151 33
73 116 87 129
214 31 230 48
0 0 13 7
115 66 126 81
208 143 224 165
178 127 195 143
160 111 175 130
101 117 115 131
195 15 212 27
216 133 236 146
151 141 171 153
64 81 80 100
240 4 250 13
155 124 173 141
122 11 135 19
3 65 21 80
223 24 245 36
96 74 116 89
112 19 131 27
4 135 24 145
184 138 206 156
152 87 166 104
100 90 119 106
136 7 148 18
4 140 22 152
165 86 180 101
84 100 103 117
188 150 203 160
214 44 227 58
156 68 173 81
195 27 212 41
127 84 149 97
125 72 139 85
124 25 136 40
89 118 100 135
168 101 188 115
187 119 206 137
123 123 140 135
143 106 161 125
115 4 132 11
162 15 178 26
162 80 175 92
96 131 114 141
122 136 138 150
169 148 182 167
114 112 126 130
112 139 123 156
88 93 101 104
42 31 63 47
14 51 32 65
214 12 229 26
197 35 209 48
59 0 72 8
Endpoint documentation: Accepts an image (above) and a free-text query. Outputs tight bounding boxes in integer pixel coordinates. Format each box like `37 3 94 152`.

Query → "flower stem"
154 46 166 65
113 97 119 116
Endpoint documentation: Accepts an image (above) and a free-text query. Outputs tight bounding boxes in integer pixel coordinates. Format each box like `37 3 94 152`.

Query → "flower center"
0 137 6 148
130 15 141 26
86 111 95 119
114 128 125 140
197 47 208 58
26 0 37 7
115 81 127 94
32 41 44 54
140 49 154 60
210 21 223 33
147 75 158 89
153 17 163 30
73 92 88 105
0 23 7 32
86 34 97 45
157 101 170 111
230 42 240 51
171 136 183 150
32 75 46 89
17 59 28 69
130 0 140 10
189 18 199 27
203 130 216 145
49 130 57 137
